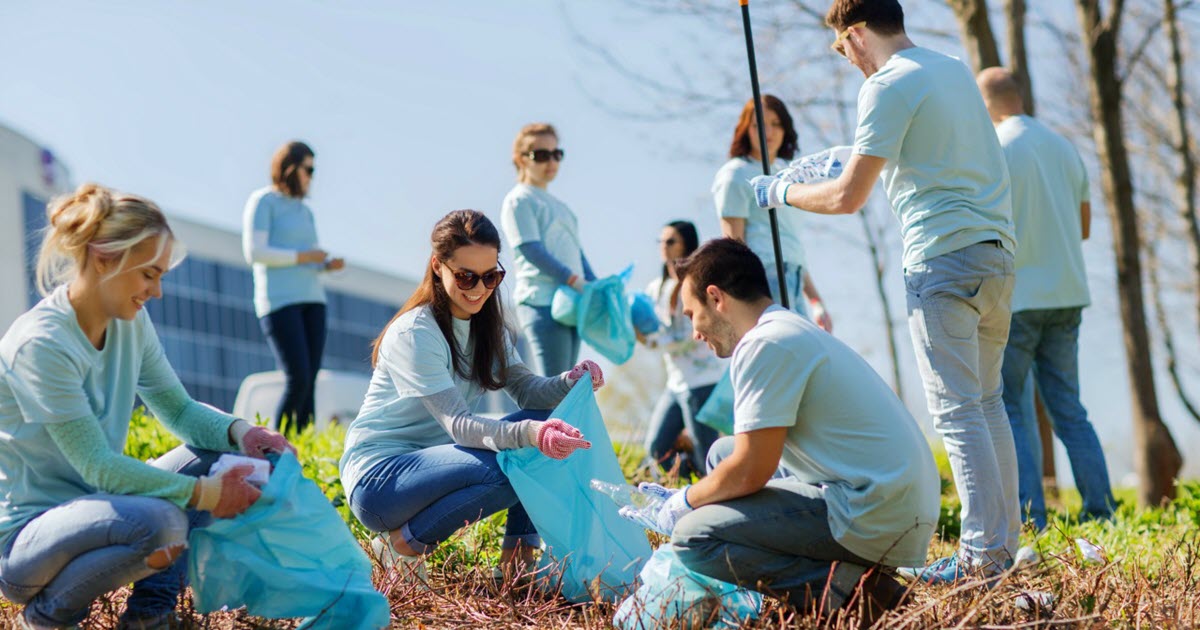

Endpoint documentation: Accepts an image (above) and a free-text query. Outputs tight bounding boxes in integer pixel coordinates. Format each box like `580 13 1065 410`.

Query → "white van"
232 369 371 432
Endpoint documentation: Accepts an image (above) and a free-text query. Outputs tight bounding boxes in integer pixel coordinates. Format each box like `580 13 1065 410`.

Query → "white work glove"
750 175 791 209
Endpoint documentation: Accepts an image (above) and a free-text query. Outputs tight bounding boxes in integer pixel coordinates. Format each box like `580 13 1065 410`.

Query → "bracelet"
781 183 793 208
681 485 694 509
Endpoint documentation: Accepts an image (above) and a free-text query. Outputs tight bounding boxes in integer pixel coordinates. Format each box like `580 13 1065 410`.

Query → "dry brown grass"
2 529 1197 629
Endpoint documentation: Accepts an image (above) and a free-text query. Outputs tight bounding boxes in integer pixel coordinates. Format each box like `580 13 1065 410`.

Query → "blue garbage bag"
614 546 762 630
187 453 390 630
551 285 580 327
498 378 652 602
629 292 660 336
576 265 637 365
694 368 734 435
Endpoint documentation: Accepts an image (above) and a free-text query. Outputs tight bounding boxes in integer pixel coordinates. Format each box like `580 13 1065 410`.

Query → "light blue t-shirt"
854 47 1016 267
242 187 327 318
0 286 184 550
996 115 1091 311
731 306 940 566
339 306 523 495
500 184 586 307
712 157 808 269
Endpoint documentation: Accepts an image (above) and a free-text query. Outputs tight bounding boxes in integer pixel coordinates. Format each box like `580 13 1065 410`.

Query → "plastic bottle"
590 479 666 511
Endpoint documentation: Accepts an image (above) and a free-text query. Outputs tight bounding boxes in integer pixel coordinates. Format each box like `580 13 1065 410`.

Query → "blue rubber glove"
750 175 791 209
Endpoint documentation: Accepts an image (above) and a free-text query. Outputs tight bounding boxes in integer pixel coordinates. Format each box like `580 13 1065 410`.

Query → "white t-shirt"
646 276 726 393
712 157 808 269
731 306 940 566
854 47 1015 267
0 286 182 549
339 306 523 494
500 184 585 307
996 115 1091 311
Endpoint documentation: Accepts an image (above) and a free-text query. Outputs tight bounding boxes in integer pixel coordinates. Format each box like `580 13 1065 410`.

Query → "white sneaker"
369 536 428 583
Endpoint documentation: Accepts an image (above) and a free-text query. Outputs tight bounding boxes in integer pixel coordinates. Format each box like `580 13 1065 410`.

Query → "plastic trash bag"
551 285 580 327
614 546 763 630
498 378 652 603
629 292 660 336
694 368 734 435
576 265 637 365
188 452 390 630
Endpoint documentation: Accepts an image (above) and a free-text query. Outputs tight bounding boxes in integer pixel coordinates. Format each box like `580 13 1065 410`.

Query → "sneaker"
840 568 908 629
369 536 428 583
116 611 180 630
896 555 968 585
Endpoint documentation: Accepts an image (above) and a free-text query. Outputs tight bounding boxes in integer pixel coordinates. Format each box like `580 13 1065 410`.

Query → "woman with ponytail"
340 209 602 578
0 184 295 630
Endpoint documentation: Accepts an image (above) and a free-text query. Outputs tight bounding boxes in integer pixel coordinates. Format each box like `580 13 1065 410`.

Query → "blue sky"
3 1 1197 484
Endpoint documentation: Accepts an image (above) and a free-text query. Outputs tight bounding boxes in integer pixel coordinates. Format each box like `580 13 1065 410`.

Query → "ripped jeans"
0 446 220 628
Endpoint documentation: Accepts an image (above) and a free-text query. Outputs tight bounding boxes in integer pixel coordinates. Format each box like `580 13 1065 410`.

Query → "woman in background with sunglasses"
712 97 832 331
340 209 603 578
241 140 345 433
500 123 597 376
639 220 724 479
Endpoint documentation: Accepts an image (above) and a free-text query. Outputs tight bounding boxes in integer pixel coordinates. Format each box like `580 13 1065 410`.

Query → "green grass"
3 410 1190 628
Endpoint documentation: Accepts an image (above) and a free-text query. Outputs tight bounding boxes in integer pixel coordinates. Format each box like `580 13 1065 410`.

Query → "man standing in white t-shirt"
750 0 1019 583
976 67 1115 532
643 238 940 619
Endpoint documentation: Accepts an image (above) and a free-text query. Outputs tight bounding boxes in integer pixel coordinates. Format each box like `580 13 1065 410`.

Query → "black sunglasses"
443 261 506 290
658 237 679 246
299 165 315 176
526 148 565 163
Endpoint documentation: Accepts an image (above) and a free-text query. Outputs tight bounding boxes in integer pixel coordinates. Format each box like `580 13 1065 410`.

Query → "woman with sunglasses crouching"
241 141 345 433
500 123 597 377
0 184 294 630
340 210 604 577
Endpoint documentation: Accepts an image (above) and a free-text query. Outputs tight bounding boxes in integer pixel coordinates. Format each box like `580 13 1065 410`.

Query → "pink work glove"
534 418 591 460
565 360 605 391
194 465 263 519
230 421 297 459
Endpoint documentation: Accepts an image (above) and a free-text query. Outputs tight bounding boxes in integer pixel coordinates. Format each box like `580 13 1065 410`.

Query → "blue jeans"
517 303 580 377
670 437 872 612
1002 307 1114 530
260 302 327 432
904 241 1019 568
348 409 549 553
764 262 809 318
0 446 219 627
643 384 719 478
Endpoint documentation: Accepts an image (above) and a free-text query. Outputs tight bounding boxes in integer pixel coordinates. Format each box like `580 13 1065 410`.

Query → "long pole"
739 0 790 309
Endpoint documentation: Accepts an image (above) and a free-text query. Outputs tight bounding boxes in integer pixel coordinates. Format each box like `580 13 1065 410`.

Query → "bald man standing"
976 67 1115 532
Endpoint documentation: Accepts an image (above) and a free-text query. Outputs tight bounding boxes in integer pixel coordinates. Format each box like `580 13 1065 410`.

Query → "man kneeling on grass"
646 238 941 617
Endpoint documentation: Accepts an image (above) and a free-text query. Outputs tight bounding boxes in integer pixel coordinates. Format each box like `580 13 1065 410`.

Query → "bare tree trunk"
947 0 1003 71
858 211 904 399
1076 0 1182 505
1147 225 1200 423
1005 0 1035 115
1164 0 1200 337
